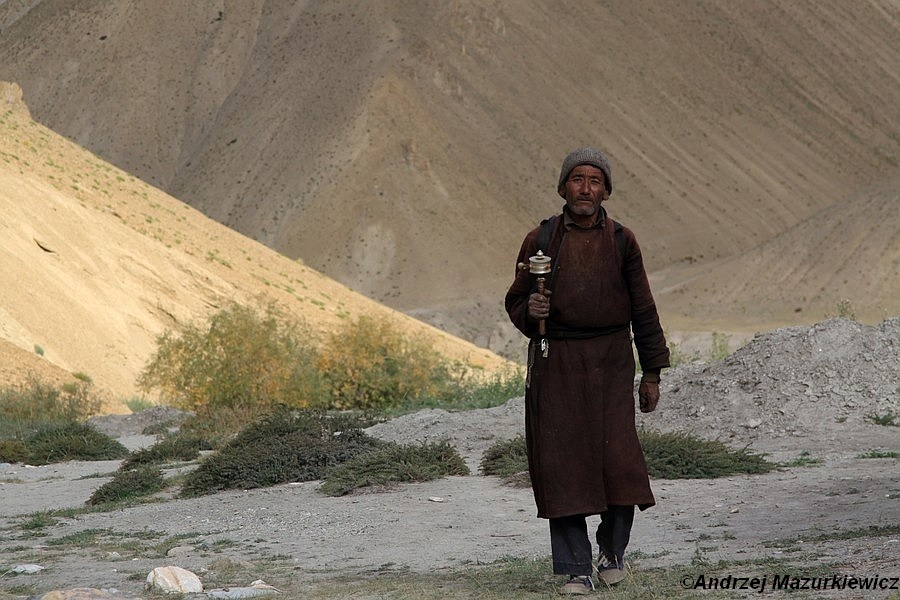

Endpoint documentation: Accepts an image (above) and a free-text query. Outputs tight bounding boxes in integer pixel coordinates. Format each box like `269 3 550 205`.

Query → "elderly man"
505 147 670 594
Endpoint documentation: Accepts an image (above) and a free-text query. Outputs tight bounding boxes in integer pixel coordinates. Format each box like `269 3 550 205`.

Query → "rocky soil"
1 318 897 599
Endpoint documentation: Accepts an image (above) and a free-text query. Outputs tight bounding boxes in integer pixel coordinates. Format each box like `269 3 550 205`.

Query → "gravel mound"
642 317 899 454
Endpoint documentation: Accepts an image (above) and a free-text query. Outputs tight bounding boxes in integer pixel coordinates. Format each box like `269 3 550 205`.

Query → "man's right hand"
527 290 551 320
638 381 660 413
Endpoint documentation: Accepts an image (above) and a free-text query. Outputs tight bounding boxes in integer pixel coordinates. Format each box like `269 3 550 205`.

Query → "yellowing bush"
138 304 520 419
138 303 322 414
316 316 450 410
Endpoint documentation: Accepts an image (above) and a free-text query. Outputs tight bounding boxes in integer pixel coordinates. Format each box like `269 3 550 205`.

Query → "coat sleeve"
621 227 671 372
504 228 541 338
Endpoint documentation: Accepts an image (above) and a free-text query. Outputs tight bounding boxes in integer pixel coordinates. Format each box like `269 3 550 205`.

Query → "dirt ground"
0 318 897 598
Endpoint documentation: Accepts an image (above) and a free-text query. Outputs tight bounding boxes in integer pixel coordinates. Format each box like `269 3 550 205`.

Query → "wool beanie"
557 147 612 197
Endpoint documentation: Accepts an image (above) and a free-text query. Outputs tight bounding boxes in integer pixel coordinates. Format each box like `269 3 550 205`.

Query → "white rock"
12 563 44 574
147 565 203 594
205 581 281 599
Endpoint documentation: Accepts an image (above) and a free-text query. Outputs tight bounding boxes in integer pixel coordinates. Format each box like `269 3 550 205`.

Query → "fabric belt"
542 323 629 340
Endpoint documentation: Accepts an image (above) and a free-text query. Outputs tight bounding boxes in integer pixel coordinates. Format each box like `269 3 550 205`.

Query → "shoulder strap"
536 214 558 254
611 219 625 267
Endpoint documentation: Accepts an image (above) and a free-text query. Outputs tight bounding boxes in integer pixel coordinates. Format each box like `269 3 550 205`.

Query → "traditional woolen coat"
505 207 670 519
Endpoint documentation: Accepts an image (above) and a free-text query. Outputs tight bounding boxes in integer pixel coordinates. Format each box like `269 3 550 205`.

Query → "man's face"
563 164 607 219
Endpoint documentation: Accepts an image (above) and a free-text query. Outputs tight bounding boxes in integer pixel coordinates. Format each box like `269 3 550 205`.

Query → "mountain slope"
656 172 900 329
0 0 898 353
0 83 510 405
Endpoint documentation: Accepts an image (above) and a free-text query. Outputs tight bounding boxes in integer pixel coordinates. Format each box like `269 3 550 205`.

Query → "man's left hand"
638 381 659 413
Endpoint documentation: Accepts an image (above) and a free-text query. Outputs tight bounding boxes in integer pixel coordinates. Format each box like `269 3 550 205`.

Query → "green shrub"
639 430 774 479
866 411 897 427
663 336 699 368
138 303 323 414
320 440 469 496
25 422 129 465
180 408 382 497
125 396 155 413
120 433 203 469
856 449 900 459
0 439 29 463
87 466 165 506
316 316 453 410
481 435 529 479
707 332 731 362
836 298 856 320
778 450 822 468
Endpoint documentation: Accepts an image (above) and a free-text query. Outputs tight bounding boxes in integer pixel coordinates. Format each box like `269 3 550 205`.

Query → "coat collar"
562 205 607 230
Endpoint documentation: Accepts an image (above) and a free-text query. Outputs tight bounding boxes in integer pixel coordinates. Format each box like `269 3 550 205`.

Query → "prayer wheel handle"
517 251 552 336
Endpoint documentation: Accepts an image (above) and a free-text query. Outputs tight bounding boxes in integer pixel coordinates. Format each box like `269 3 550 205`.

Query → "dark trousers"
549 505 635 575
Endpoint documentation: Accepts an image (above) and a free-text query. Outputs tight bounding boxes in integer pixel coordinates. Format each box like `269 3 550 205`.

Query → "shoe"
559 575 595 595
596 554 627 586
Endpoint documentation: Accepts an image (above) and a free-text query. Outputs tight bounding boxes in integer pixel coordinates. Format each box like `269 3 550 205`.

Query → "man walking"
505 147 670 594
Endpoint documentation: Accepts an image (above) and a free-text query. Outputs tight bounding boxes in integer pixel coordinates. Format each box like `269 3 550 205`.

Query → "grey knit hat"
557 147 612 197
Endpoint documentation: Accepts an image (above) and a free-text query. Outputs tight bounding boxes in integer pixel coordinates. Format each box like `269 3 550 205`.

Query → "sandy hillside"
0 0 897 356
0 83 511 405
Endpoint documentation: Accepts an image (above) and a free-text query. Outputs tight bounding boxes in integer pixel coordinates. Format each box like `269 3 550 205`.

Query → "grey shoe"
559 575 595 595
596 554 627 586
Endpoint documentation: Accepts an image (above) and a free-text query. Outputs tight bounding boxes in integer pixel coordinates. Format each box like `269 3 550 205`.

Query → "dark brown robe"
505 207 670 518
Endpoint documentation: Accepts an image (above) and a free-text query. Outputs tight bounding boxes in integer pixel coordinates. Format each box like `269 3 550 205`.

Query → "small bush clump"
180 408 382 497
25 422 129 465
639 430 774 479
87 466 165 506
120 433 204 470
320 440 470 496
480 435 529 479
707 332 731 362
866 411 897 427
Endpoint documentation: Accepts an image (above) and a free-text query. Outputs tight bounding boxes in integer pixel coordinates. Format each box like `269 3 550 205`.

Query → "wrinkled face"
563 164 608 220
